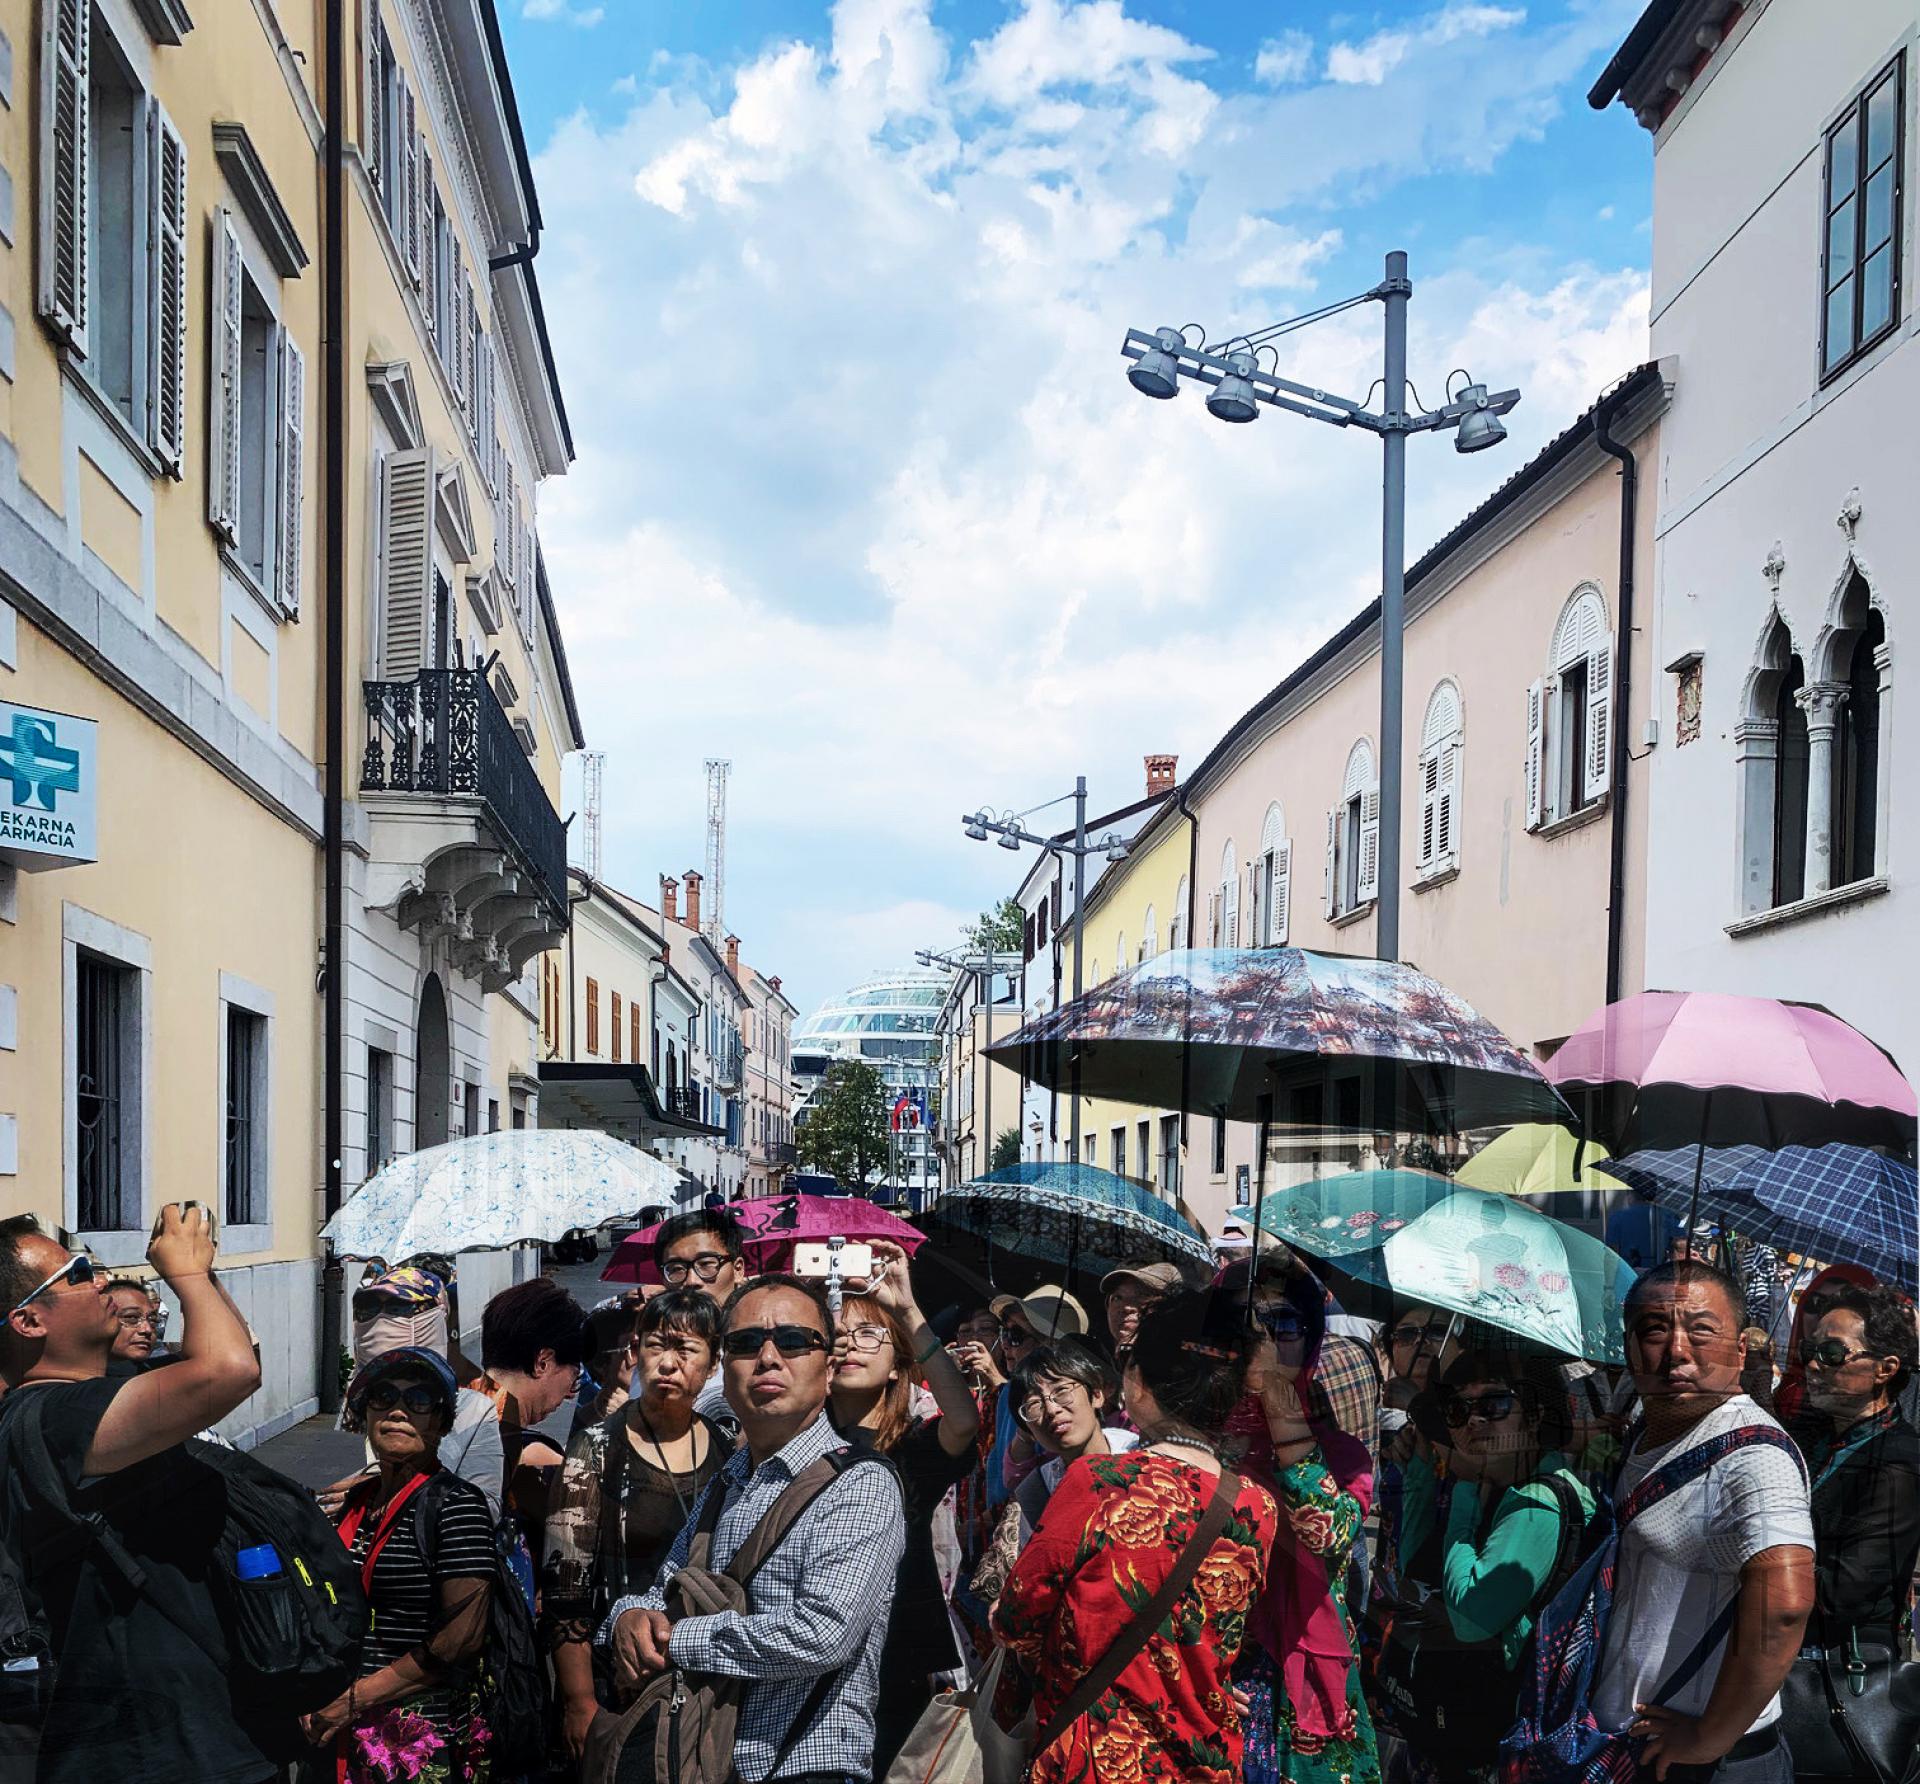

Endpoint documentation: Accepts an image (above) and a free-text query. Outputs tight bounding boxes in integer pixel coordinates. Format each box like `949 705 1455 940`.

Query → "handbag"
885 1467 1242 1784
1781 1630 1920 1784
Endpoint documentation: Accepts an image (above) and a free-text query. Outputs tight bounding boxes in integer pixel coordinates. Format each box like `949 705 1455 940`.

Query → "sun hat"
990 1286 1088 1338
343 1345 460 1430
1099 1260 1184 1298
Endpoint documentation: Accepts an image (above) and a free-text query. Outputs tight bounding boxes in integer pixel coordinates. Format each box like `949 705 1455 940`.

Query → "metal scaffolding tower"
580 750 605 878
704 759 730 939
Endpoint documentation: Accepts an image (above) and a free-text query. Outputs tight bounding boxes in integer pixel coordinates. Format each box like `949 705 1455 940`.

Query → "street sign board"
0 699 97 869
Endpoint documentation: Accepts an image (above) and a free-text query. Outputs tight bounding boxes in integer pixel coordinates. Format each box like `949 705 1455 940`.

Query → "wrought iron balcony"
714 1039 745 1090
666 1085 703 1122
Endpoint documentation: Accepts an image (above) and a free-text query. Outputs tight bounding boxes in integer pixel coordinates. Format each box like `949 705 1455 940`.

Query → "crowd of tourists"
2 1201 1918 1784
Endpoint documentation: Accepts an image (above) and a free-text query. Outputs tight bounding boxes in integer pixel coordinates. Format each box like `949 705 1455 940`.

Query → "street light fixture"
1121 249 1520 961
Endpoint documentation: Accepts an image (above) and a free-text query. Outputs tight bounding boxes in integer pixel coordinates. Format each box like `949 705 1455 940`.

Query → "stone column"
1797 680 1850 895
1733 717 1780 914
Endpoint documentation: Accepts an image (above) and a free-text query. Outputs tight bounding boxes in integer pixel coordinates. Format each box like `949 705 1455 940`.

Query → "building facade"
1592 0 1912 1081
740 960 797 1199
931 962 1023 1188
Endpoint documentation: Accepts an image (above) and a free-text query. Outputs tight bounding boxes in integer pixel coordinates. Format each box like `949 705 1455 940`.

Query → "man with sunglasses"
0 1205 268 1784
604 1273 906 1783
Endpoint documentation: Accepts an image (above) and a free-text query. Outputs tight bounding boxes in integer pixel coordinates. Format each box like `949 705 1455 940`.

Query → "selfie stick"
827 1236 845 1319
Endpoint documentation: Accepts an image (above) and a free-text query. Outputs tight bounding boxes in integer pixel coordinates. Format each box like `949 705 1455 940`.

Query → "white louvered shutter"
466 285 479 424
1323 809 1339 918
1357 782 1381 904
1586 640 1614 800
378 447 434 678
401 82 421 281
147 104 187 475
209 210 245 544
1222 873 1238 947
1524 679 1546 831
1271 841 1292 944
415 136 432 294
1418 751 1440 872
364 2 383 189
1205 890 1221 948
38 0 90 354
1246 864 1261 951
448 242 465 399
1436 741 1458 865
275 334 305 618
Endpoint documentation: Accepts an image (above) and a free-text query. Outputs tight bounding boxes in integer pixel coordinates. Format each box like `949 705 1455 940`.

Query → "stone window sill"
1413 863 1460 894
1726 875 1890 938
1329 900 1376 930
1531 796 1610 842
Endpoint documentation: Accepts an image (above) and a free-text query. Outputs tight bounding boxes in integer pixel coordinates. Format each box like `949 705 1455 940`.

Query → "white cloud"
524 0 604 25
1254 30 1314 87
530 0 1646 1013
1326 3 1525 86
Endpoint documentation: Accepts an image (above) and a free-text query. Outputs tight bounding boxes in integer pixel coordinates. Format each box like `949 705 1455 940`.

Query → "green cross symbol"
0 713 81 812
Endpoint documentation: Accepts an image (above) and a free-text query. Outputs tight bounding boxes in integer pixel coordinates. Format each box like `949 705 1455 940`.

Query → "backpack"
1498 1424 1808 1784
0 1389 370 1724
411 1469 549 1773
583 1446 893 1784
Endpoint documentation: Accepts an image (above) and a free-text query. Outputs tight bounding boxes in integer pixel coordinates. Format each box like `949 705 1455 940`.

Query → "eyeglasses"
1391 1323 1439 1347
662 1252 734 1284
1018 1382 1088 1421
1000 1324 1036 1349
1444 1389 1521 1428
721 1324 829 1360
842 1323 893 1353
113 1308 162 1330
10 1251 98 1319
1802 1338 1880 1369
363 1382 445 1417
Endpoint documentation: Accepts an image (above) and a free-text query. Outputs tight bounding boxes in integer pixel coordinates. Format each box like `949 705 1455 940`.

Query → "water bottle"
234 1543 283 1580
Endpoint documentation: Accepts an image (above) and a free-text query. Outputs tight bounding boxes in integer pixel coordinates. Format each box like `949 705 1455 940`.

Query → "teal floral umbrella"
1259 1178 1635 1362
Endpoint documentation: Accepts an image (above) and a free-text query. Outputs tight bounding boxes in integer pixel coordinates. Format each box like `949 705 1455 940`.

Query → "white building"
1592 1 1910 1077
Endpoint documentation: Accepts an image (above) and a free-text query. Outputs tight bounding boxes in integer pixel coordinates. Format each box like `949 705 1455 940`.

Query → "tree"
965 896 1025 959
991 1127 1021 1170
797 1060 891 1190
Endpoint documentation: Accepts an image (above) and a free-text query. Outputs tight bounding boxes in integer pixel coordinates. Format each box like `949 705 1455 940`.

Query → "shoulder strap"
1032 1466 1242 1759
1619 1423 1804 1530
1647 1592 1742 1710
0 1389 149 1595
1525 1473 1586 1619
722 1448 881 1589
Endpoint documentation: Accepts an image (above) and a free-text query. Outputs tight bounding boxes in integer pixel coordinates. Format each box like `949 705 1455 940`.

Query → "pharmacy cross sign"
0 712 80 811
0 699 98 869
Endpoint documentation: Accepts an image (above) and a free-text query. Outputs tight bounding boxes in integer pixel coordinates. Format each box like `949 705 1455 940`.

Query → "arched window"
1141 904 1158 959
1255 802 1291 946
1773 654 1810 906
1526 586 1612 830
1417 680 1463 877
1736 609 1809 914
1821 568 1889 891
1114 931 1126 977
1326 739 1378 918
1171 877 1189 949
1216 840 1239 946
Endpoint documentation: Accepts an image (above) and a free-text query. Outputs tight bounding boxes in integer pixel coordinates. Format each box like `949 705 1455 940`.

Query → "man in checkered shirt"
603 1274 906 1783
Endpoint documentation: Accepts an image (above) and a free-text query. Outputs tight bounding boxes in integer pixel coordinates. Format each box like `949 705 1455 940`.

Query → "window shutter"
400 82 421 280
1272 840 1292 944
1223 876 1238 948
147 104 187 476
1357 782 1381 903
275 333 305 619
1524 679 1546 831
466 284 479 423
448 241 465 400
1247 862 1262 949
377 446 434 678
1205 890 1220 948
1323 808 1339 918
38 0 90 354
611 992 623 1062
364 2 383 188
1437 741 1459 864
209 209 245 544
1586 640 1614 799
586 978 600 1054
415 135 432 293
1417 751 1439 871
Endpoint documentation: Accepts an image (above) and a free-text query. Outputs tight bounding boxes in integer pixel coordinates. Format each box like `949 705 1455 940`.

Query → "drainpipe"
1593 385 1640 1008
318 0 348 1415
1175 783 1200 1163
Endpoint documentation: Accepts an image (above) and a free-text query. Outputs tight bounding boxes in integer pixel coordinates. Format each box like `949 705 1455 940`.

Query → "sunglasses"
1000 1324 1036 1348
662 1252 735 1284
1444 1389 1521 1428
722 1324 829 1360
10 1251 98 1319
1391 1323 1440 1347
1802 1338 1880 1369
363 1382 445 1417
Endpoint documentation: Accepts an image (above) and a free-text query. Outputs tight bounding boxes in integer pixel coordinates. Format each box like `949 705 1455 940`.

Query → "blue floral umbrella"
923 1161 1212 1279
323 1129 681 1263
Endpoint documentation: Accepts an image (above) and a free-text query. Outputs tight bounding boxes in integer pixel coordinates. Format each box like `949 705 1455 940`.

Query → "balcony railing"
714 1039 745 1089
665 1086 703 1122
361 668 568 919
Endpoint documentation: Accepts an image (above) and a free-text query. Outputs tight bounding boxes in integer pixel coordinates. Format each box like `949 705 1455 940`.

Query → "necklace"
1148 1433 1224 1463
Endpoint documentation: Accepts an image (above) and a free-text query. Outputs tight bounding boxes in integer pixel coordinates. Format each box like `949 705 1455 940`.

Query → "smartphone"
150 1200 217 1246
792 1241 875 1281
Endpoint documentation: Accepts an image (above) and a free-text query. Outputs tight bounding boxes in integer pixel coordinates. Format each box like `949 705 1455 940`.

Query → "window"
75 952 139 1230
1140 905 1157 960
1113 932 1126 978
1111 1125 1127 1179
223 1004 268 1226
1416 681 1463 877
1833 607 1886 886
1137 1119 1151 1184
1527 587 1612 830
586 977 600 1054
1822 56 1904 381
631 999 644 1068
1171 878 1189 950
1325 739 1379 917
1773 653 1810 907
1217 842 1239 946
1083 1134 1096 1166
1160 1115 1181 1196
1256 803 1291 944
1211 1114 1227 1176
366 1047 393 1173
611 991 623 1063
463 1081 480 1139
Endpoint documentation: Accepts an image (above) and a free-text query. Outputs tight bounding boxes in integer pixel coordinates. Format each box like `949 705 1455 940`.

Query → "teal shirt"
1440 1453 1594 1667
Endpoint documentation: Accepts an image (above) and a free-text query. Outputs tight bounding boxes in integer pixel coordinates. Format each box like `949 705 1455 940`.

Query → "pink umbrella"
1546 990 1916 1158
601 1193 925 1285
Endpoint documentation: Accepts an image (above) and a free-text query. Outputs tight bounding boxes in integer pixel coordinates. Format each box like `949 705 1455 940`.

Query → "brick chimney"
725 934 740 974
769 976 781 994
660 875 678 924
683 870 702 931
1145 754 1178 797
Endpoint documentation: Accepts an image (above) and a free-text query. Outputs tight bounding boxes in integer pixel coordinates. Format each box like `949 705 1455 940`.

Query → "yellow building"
0 0 580 1441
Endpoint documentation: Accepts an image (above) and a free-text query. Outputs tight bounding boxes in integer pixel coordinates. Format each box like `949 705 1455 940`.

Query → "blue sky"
499 0 1653 1019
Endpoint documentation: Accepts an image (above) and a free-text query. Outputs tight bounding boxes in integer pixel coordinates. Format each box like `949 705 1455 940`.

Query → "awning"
536 1061 725 1136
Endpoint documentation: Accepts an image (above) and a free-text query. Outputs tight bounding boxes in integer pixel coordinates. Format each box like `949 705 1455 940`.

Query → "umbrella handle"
1686 1090 1715 1238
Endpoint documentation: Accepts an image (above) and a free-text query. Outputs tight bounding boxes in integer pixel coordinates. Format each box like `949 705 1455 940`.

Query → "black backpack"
411 1469 549 1772
0 1388 369 1724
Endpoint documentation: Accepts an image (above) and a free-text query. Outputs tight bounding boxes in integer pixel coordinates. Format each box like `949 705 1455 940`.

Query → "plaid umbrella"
1604 1144 1918 1295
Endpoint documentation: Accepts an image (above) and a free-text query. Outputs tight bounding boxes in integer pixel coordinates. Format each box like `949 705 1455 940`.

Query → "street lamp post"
918 941 1001 1185
1122 249 1518 961
962 777 1131 1160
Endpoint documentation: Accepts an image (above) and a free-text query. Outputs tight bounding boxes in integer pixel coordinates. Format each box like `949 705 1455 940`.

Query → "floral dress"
993 1452 1279 1784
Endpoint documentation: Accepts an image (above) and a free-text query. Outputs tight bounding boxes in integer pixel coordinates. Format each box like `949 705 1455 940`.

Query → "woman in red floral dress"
994 1291 1280 1784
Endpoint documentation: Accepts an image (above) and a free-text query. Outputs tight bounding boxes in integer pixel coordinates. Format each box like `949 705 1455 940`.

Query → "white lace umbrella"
323 1129 679 1263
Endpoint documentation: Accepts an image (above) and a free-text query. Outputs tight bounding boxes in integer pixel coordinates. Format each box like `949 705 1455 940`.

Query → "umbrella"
920 1162 1212 1281
1259 1179 1635 1362
1605 1144 1918 1296
989 948 1567 1136
1454 1123 1628 1197
1546 991 1916 1156
601 1193 925 1285
324 1129 679 1264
